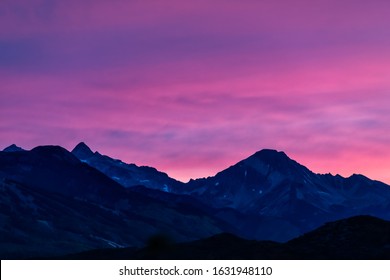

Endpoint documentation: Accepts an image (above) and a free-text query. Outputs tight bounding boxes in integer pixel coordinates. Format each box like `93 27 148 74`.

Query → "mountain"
70 144 303 241
0 146 228 259
71 142 184 192
71 141 94 159
287 215 390 259
64 215 390 260
71 143 301 241
0 145 127 203
2 144 24 152
70 143 390 221
1 143 390 259
71 144 390 241
185 149 390 233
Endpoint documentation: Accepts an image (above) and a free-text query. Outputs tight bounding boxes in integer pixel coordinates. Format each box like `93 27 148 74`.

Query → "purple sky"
1 0 390 183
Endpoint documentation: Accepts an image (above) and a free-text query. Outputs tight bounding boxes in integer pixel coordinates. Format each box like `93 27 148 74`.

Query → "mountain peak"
251 149 289 162
29 145 81 165
2 144 25 152
241 148 306 176
72 142 94 159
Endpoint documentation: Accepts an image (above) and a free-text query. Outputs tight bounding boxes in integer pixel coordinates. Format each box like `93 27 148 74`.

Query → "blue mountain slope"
185 149 390 232
72 142 184 192
0 146 227 259
70 143 390 237
2 143 390 259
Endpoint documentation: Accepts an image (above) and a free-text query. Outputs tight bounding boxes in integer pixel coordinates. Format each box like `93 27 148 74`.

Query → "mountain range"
1 142 389 259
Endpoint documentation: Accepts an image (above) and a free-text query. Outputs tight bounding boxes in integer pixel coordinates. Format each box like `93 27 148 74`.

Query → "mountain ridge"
63 215 390 260
3 142 385 185
0 145 232 258
2 142 390 259
2 144 25 152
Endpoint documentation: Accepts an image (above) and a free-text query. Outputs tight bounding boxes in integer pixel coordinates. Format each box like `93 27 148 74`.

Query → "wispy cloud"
1 0 390 183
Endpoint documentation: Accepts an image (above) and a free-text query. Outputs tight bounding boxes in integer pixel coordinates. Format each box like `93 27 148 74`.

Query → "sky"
1 0 390 184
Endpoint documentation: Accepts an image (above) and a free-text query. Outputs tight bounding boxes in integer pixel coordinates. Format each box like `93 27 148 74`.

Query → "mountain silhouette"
2 144 25 152
72 142 94 159
64 215 390 260
1 143 390 259
71 142 184 192
185 149 390 234
0 145 228 259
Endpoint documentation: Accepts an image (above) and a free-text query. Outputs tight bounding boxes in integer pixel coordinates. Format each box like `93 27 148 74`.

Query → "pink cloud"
1 0 390 184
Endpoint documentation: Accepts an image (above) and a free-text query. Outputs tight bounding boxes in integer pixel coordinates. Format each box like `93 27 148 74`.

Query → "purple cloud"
1 0 390 183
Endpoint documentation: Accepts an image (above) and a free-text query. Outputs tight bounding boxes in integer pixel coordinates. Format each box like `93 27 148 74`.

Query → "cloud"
1 0 390 183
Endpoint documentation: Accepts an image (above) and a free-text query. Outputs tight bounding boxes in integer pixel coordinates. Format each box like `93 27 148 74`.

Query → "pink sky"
1 0 390 183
